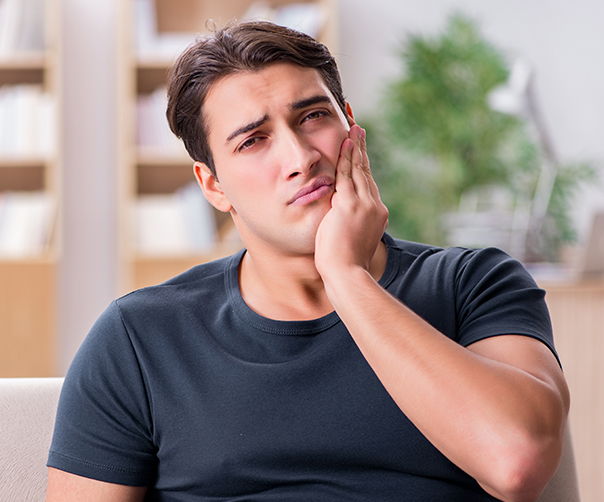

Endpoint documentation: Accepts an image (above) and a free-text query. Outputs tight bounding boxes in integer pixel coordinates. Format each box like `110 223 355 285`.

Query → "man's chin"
236 229 316 258
273 230 320 258
233 213 325 257
280 233 318 257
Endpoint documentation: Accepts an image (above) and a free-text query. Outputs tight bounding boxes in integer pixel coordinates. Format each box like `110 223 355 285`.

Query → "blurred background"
0 0 603 498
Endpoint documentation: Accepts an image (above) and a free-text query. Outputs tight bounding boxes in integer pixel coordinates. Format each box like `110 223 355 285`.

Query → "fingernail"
360 128 366 141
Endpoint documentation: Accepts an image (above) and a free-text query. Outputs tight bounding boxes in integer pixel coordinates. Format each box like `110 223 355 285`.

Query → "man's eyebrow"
291 95 333 110
226 115 269 143
224 95 332 144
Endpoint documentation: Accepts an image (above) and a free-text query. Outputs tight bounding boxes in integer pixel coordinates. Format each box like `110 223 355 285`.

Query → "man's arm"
46 468 147 502
315 124 570 502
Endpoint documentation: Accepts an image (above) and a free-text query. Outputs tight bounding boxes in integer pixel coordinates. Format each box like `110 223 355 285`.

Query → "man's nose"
279 132 321 179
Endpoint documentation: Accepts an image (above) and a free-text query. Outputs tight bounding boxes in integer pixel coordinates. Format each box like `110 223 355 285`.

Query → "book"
137 87 183 156
0 191 55 257
135 182 217 256
0 84 55 158
0 0 45 56
177 181 216 252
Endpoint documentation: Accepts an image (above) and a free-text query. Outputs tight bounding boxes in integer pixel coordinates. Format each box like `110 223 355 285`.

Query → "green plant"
364 13 595 259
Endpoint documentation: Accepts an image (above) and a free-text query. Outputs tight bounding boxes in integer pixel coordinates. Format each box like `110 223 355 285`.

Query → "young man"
46 21 569 501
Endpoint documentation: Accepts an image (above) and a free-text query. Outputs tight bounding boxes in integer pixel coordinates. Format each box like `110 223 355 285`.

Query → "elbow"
496 456 557 502
486 386 570 502
484 431 564 502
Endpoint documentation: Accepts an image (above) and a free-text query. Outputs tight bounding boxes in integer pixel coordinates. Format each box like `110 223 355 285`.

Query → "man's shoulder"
383 233 524 285
384 234 441 257
160 250 241 287
385 233 513 263
384 233 463 265
116 250 242 311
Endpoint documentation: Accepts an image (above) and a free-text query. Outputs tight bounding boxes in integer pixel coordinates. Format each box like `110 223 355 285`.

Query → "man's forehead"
203 63 339 139
206 63 330 105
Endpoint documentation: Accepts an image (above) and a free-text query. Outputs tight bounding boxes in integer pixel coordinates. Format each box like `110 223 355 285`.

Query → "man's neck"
238 240 388 322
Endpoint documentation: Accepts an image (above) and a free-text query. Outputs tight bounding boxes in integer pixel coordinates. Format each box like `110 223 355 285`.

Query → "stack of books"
0 84 55 158
0 191 54 258
135 182 217 256
136 87 184 157
0 0 45 56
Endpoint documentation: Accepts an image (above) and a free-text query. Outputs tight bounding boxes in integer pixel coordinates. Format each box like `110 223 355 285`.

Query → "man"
46 21 569 501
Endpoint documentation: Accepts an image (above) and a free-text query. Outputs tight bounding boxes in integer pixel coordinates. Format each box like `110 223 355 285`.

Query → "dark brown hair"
166 20 346 178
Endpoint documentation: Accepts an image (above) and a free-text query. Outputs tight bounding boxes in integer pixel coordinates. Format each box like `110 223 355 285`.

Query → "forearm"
323 265 568 501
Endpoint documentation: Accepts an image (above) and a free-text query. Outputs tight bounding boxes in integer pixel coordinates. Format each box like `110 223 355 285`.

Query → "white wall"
337 0 604 237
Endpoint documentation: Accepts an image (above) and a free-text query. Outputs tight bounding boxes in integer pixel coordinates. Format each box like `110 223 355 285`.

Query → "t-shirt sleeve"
47 300 157 486
453 247 559 364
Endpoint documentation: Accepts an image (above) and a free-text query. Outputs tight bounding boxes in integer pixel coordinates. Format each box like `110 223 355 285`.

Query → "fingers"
336 124 383 205
335 137 355 197
353 125 384 202
350 126 369 193
348 125 375 200
348 125 389 233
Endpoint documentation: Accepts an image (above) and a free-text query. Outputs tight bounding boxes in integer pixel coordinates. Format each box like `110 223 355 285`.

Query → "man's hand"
314 125 388 281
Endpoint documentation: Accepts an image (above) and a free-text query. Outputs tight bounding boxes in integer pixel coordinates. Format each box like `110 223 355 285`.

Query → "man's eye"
238 137 261 151
303 110 327 122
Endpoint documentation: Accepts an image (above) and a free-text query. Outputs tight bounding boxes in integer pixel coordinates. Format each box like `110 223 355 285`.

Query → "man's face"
196 63 352 256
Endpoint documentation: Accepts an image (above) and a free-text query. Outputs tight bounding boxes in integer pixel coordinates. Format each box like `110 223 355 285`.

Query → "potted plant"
365 13 595 262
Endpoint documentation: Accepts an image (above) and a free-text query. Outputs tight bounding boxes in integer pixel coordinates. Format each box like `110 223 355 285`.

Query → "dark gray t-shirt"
48 234 556 501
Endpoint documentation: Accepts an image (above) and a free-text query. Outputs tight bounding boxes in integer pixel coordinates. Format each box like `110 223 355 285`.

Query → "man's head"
166 20 347 179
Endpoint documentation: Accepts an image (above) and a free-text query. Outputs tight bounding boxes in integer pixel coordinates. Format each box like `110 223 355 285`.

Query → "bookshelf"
118 0 338 292
0 0 60 377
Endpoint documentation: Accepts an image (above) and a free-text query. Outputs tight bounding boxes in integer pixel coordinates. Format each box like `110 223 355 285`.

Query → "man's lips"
288 176 334 206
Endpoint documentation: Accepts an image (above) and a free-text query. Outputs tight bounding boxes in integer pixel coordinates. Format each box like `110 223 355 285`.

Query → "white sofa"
0 378 63 501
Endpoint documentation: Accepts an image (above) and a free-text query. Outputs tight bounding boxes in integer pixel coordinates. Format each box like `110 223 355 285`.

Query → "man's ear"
194 162 232 213
345 102 356 126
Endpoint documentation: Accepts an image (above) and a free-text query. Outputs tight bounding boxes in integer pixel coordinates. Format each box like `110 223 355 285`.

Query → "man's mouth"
288 176 334 206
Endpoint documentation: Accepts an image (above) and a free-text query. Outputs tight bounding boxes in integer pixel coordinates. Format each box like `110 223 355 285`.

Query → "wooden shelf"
136 57 176 68
0 51 48 64
137 164 194 194
0 68 44 86
0 52 46 67
136 146 191 165
0 53 48 86
0 259 56 377
0 157 49 167
137 66 170 93
0 165 45 191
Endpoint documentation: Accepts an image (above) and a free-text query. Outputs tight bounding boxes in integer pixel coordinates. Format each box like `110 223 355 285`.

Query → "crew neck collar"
224 233 400 335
